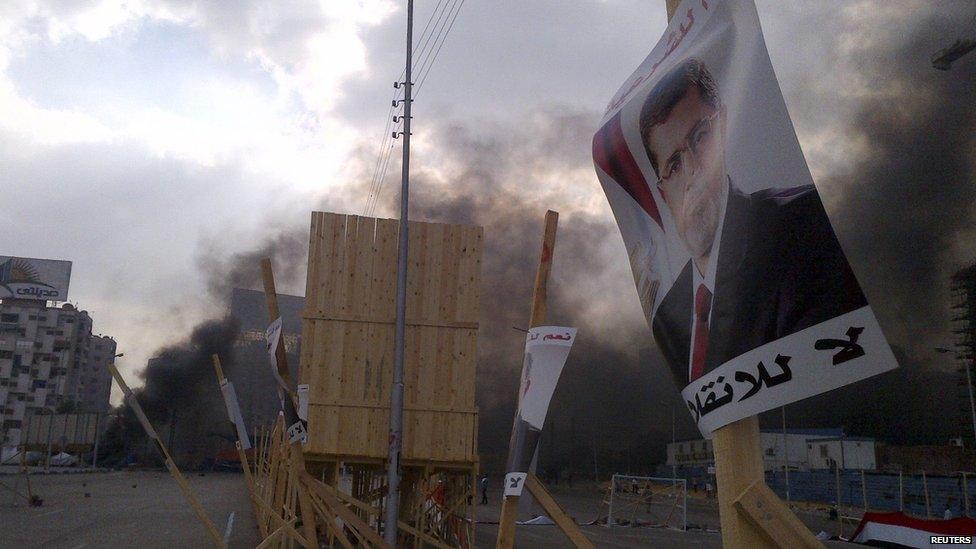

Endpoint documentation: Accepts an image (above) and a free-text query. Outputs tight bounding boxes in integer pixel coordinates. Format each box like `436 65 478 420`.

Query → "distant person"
480 475 488 505
705 481 714 499
945 505 953 520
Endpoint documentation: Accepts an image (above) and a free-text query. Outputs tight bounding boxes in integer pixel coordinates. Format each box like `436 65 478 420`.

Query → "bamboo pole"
836 466 843 538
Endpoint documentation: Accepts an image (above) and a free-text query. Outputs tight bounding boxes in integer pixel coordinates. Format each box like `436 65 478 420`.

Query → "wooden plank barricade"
219 227 484 547
298 212 482 547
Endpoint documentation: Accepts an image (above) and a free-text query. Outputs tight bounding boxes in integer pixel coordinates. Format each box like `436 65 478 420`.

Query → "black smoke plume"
104 6 975 473
775 9 976 442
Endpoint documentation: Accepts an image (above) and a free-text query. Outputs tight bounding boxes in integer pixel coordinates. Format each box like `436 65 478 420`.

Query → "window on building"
0 350 12 359
1 314 18 323
820 445 828 457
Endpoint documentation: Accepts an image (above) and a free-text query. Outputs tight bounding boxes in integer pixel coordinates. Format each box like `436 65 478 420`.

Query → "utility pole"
384 0 413 544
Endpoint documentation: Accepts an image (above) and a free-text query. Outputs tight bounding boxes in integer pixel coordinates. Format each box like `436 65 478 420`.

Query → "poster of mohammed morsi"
592 0 898 435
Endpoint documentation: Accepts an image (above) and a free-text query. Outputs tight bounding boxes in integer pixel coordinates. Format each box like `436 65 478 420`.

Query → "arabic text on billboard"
0 256 71 301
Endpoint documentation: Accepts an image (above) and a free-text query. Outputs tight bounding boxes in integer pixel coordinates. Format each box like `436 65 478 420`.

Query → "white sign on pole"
264 317 289 392
219 379 252 450
297 384 309 422
516 327 577 430
504 472 528 497
505 326 577 475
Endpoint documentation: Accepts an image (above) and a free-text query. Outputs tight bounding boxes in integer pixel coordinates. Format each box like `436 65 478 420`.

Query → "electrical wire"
362 0 469 216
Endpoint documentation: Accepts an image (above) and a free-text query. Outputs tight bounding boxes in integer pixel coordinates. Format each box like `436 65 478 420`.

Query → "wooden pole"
108 364 226 548
259 258 319 548
211 354 266 538
657 0 823 545
524 474 594 549
496 210 560 549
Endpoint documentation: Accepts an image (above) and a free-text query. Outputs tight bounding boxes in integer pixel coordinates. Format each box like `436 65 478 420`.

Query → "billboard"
592 0 897 436
0 256 71 301
24 413 99 450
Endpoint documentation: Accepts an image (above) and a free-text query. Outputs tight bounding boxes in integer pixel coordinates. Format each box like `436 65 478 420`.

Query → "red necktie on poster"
691 284 712 381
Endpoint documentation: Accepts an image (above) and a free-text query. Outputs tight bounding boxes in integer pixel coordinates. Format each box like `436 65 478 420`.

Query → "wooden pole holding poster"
495 211 594 549
259 258 319 548
659 2 824 547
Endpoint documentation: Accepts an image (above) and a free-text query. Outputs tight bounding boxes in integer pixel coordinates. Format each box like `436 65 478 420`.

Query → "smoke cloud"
104 6 975 473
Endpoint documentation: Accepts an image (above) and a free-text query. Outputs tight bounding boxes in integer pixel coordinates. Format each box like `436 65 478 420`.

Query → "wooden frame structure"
230 212 483 548
301 213 480 463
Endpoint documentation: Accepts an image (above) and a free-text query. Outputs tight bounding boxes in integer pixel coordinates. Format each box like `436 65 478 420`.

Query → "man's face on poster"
646 87 726 259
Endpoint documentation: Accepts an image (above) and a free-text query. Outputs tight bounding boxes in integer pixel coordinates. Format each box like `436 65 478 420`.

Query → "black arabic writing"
734 354 793 402
814 326 865 365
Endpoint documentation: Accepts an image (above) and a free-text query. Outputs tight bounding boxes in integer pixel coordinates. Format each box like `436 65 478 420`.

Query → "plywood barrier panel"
301 213 482 463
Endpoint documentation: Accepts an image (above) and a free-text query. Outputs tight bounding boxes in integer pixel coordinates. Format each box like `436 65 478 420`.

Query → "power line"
363 0 468 216
415 0 467 98
367 118 402 217
362 0 446 216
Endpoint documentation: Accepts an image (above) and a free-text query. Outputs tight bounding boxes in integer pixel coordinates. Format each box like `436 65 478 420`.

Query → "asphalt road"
0 469 862 548
0 469 259 548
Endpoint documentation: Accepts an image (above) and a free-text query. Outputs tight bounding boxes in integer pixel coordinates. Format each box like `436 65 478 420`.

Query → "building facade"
666 428 876 472
228 288 304 431
0 299 115 448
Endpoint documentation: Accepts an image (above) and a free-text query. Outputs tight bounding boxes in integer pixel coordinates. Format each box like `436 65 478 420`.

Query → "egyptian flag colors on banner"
592 0 898 436
850 512 976 547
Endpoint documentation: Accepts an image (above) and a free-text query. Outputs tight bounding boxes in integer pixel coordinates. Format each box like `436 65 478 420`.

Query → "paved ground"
0 469 260 548
0 469 862 547
472 483 861 548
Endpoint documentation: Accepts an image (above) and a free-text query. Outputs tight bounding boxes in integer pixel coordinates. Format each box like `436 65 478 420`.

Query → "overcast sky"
1 0 973 405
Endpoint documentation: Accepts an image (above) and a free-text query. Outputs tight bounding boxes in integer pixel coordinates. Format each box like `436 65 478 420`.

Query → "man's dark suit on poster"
652 182 867 386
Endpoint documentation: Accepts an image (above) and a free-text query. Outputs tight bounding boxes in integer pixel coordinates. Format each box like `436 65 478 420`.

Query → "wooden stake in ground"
657 2 824 548
259 258 319 547
211 354 264 537
107 364 226 548
496 211 594 549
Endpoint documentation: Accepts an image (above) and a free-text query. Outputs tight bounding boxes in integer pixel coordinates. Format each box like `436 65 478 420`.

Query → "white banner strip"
682 306 897 437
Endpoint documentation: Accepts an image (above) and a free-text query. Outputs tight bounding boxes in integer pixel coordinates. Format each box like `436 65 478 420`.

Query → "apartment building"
0 299 115 447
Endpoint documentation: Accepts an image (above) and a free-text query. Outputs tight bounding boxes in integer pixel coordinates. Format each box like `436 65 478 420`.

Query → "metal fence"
767 469 975 518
